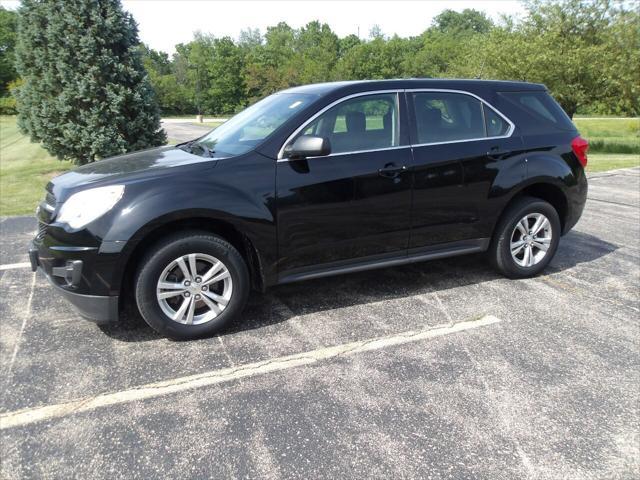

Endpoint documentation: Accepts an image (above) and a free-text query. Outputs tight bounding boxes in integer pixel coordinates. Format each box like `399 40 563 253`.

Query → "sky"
1 0 527 55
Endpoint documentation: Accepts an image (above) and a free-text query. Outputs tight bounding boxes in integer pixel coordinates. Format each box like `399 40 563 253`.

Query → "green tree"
139 44 171 76
243 22 298 102
470 0 639 116
293 21 339 84
431 8 493 34
407 9 494 78
206 36 245 113
0 6 18 96
171 42 203 114
338 34 361 58
15 0 165 165
178 33 246 114
141 44 194 114
596 8 639 115
238 28 262 50
336 33 419 80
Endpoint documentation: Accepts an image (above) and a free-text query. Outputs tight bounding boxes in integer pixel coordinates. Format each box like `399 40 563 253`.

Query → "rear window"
497 90 575 133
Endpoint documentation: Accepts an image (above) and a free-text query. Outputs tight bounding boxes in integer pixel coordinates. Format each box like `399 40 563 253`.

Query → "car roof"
281 78 546 96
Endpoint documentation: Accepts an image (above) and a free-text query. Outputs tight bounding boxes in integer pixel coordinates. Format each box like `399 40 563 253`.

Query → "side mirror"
284 135 331 159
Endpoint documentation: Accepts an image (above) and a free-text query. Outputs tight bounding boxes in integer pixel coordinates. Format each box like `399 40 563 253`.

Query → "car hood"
47 146 216 201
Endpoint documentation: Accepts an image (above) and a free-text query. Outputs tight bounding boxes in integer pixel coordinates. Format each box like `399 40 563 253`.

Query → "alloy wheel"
510 213 553 268
156 253 233 325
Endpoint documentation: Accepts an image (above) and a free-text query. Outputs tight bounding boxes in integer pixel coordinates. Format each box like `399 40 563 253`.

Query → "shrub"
0 96 17 115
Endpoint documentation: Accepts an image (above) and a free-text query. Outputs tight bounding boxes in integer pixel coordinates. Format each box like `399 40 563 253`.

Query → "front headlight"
57 185 125 229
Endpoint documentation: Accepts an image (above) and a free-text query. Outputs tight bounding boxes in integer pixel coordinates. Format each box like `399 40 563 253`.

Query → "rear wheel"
490 196 561 278
135 232 249 339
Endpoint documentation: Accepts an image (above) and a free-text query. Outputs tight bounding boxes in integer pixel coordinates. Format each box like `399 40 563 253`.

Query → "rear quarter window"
497 90 576 134
484 106 510 136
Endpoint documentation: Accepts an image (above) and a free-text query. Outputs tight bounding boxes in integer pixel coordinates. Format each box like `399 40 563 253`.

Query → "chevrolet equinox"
29 79 589 339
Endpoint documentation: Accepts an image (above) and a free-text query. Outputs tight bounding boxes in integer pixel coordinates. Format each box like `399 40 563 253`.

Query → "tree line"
138 0 639 118
0 0 637 165
2 1 638 119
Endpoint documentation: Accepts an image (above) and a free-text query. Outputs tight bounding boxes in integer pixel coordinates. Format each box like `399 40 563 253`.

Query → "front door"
275 92 413 278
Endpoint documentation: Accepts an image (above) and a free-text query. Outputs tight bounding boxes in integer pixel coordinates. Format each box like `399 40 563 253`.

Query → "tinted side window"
412 92 485 143
299 93 399 155
498 91 575 132
483 104 510 136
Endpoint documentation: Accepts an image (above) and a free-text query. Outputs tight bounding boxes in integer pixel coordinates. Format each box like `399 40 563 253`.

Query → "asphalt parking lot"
1 167 638 479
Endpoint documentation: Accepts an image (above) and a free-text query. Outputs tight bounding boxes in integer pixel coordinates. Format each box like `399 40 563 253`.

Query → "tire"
134 231 249 340
489 196 561 279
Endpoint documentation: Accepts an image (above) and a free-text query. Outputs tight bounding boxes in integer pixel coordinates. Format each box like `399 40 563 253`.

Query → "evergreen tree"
15 0 165 165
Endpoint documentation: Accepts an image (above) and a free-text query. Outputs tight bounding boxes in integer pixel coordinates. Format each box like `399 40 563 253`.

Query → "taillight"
571 136 589 167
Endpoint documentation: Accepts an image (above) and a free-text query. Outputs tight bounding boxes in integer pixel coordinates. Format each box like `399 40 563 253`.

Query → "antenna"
476 55 487 79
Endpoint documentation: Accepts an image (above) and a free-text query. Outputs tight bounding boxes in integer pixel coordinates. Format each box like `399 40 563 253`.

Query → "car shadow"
99 230 618 342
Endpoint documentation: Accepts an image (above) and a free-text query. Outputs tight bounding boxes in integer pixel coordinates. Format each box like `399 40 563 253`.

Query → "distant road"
161 120 212 143
161 117 229 124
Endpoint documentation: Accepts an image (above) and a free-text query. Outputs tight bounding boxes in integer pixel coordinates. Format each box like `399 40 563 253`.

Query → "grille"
45 192 56 208
36 221 47 241
36 190 55 240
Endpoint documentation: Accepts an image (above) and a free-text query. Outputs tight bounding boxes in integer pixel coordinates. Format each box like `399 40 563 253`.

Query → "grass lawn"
0 116 73 216
0 115 638 216
586 153 640 173
574 117 639 154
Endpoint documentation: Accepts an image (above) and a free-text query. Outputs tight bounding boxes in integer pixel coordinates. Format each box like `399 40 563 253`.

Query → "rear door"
275 91 413 278
407 90 522 250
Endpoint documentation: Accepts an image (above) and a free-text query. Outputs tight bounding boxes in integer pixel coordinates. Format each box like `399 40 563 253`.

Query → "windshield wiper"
178 140 214 157
196 143 214 158
177 139 196 152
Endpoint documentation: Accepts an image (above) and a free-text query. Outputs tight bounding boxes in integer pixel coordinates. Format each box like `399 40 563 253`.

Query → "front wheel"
135 232 249 340
490 196 561 279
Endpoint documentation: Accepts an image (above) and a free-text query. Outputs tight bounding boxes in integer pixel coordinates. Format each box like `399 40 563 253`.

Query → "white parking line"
0 315 501 430
3 272 37 395
0 262 31 271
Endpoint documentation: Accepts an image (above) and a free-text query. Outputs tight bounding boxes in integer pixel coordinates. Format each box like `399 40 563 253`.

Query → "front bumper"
29 241 119 324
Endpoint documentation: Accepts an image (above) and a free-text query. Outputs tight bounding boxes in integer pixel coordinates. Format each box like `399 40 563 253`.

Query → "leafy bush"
0 96 16 114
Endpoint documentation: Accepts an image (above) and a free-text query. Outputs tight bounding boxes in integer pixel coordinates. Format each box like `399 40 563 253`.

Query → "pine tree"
15 0 166 165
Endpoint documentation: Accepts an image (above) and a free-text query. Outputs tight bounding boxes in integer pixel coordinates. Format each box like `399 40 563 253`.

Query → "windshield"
189 93 318 158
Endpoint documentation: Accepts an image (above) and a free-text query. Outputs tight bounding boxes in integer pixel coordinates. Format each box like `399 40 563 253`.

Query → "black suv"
29 79 588 339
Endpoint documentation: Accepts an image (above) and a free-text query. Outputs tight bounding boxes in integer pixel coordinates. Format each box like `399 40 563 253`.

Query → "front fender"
99 154 278 293
104 181 274 244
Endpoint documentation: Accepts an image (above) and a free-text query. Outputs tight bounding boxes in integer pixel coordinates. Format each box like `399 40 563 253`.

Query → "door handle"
378 164 407 178
487 147 511 159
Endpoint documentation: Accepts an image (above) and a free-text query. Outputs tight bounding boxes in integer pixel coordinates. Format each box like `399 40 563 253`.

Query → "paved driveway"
0 168 638 479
